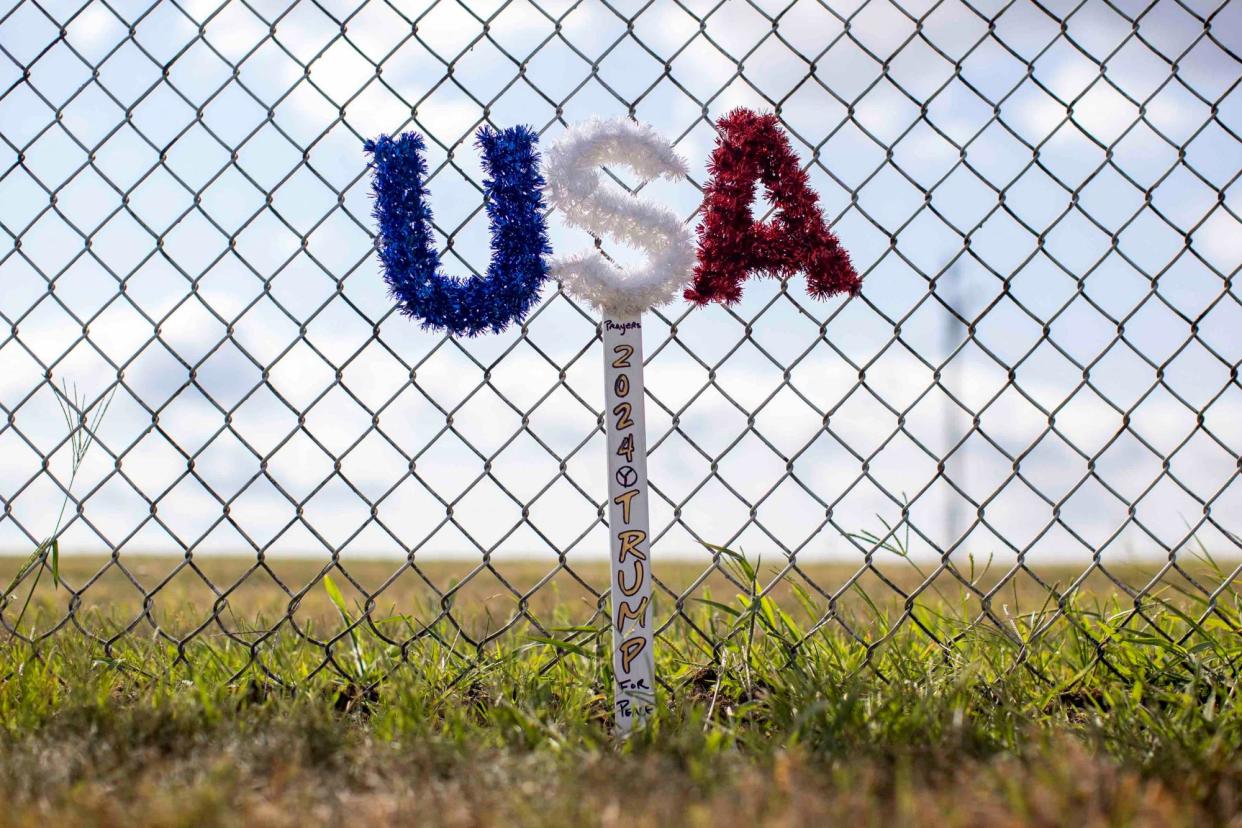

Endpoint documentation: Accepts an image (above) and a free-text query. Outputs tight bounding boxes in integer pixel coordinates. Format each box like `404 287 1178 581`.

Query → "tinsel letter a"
686 108 860 306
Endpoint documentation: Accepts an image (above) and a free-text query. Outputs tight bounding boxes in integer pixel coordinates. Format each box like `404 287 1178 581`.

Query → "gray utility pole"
941 259 968 550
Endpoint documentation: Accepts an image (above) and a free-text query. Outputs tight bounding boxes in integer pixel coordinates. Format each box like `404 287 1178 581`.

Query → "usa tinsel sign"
367 109 859 733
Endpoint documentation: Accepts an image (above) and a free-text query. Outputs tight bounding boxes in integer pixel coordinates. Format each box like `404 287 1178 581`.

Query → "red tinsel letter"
686 108 860 306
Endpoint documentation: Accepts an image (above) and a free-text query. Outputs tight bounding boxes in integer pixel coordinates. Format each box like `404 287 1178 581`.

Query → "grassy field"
1 549 1239 826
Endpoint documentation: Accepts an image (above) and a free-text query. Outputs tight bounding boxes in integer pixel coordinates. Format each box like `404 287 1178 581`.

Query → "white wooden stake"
602 313 655 732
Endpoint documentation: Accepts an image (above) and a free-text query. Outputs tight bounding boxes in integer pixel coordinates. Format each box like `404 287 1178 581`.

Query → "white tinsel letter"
543 117 695 316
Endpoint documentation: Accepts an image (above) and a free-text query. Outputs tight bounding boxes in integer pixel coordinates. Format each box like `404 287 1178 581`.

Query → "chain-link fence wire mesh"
0 0 1239 685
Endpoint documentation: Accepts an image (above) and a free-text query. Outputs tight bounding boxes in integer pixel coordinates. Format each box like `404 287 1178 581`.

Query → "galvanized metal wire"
0 0 1238 685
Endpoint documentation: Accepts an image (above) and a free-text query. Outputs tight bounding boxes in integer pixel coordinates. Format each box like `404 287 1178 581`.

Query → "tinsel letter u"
365 126 551 336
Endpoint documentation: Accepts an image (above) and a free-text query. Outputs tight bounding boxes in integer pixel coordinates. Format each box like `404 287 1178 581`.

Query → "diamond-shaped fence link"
0 0 1239 687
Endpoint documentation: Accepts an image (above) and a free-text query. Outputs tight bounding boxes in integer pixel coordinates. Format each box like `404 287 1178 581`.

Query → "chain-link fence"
0 0 1238 682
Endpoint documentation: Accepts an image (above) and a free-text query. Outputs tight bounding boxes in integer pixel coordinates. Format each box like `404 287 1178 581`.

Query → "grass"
1 544 1239 826
4 386 1237 824
2 381 117 632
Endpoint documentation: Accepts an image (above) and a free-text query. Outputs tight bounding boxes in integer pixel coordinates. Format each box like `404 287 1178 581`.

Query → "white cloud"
1 2 1238 566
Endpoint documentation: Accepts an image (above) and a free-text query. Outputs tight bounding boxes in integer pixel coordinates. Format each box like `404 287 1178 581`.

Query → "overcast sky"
0 0 1239 565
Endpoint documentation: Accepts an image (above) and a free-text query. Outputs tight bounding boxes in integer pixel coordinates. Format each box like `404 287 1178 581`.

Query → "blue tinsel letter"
364 126 551 336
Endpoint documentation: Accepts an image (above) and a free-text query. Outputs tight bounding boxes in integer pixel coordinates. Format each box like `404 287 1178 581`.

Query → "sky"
0 0 1239 568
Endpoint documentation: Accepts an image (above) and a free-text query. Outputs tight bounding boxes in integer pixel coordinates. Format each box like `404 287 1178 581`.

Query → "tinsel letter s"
543 117 696 317
365 125 551 337
685 108 860 306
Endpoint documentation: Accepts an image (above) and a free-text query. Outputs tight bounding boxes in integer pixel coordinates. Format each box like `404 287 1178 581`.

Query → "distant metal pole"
942 263 967 547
